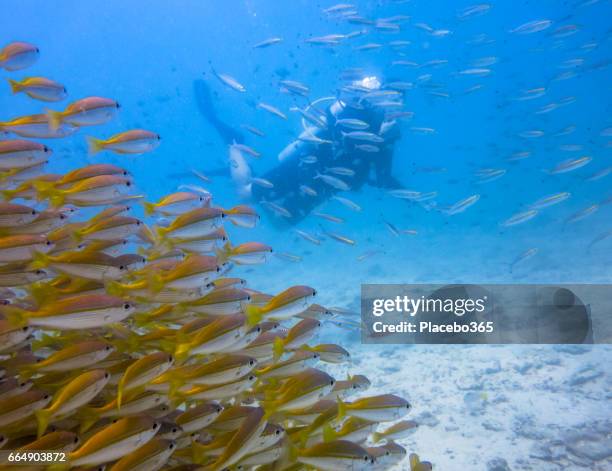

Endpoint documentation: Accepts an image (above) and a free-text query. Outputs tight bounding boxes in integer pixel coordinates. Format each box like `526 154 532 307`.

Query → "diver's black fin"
193 79 245 144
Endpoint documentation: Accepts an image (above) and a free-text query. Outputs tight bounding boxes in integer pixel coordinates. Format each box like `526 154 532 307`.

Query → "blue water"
2 1 612 468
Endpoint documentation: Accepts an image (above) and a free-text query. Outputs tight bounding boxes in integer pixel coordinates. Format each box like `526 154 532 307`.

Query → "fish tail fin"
116 381 125 409
272 336 284 362
372 431 382 443
35 409 51 438
33 180 59 202
149 273 164 294
29 250 50 270
155 225 168 243
19 364 36 380
1 189 18 201
143 201 156 216
5 306 26 327
322 423 337 442
105 280 125 297
174 343 191 363
77 408 99 434
336 397 347 420
213 241 231 264
46 109 64 131
262 400 277 419
49 193 66 208
167 378 185 405
8 79 21 94
244 304 263 327
86 136 105 155
29 281 57 307
70 226 86 243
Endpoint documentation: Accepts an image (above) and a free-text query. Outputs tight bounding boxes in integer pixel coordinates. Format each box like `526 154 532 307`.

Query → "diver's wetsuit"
194 79 402 225
251 102 402 225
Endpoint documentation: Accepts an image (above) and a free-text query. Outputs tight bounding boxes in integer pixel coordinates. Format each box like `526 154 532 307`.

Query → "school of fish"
0 34 428 471
216 0 610 271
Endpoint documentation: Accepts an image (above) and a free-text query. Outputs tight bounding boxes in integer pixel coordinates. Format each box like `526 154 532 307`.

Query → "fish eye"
43 394 50 399
126 181 131 187
136 220 142 226
364 456 369 461
153 423 159 429
330 380 335 386
157 135 162 140
216 266 221 272
19 382 27 387
405 403 410 409
275 429 281 435
116 102 121 109
63 87 67 93
31 209 37 215
35 47 40 52
104 372 110 379
119 265 126 270
168 355 173 362
60 214 67 220
249 375 255 380
169 443 175 449
123 303 131 310
249 359 255 366
312 289 317 296
73 436 79 443
172 427 178 433
45 240 52 246
43 146 49 152
216 406 223 412
105 345 112 351
22 326 29 332
220 213 226 218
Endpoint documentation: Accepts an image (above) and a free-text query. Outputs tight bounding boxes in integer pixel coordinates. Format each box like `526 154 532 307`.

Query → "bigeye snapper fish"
87 129 161 155
8 76 67 102
0 41 39 71
47 96 120 130
0 35 417 471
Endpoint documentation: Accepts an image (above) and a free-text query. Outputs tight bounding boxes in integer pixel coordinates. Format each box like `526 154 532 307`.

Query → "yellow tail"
245 304 263 327
86 136 106 155
29 250 50 270
273 336 284 362
116 380 126 410
46 109 64 131
1 189 18 201
35 409 52 438
105 280 125 297
143 201 156 216
174 343 191 363
322 423 337 442
7 79 21 94
336 398 347 420
5 306 27 327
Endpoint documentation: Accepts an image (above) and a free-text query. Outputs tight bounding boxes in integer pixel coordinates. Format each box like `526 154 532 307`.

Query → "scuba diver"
194 74 404 225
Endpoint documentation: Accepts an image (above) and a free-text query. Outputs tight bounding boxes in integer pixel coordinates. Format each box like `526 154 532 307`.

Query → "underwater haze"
2 0 612 470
